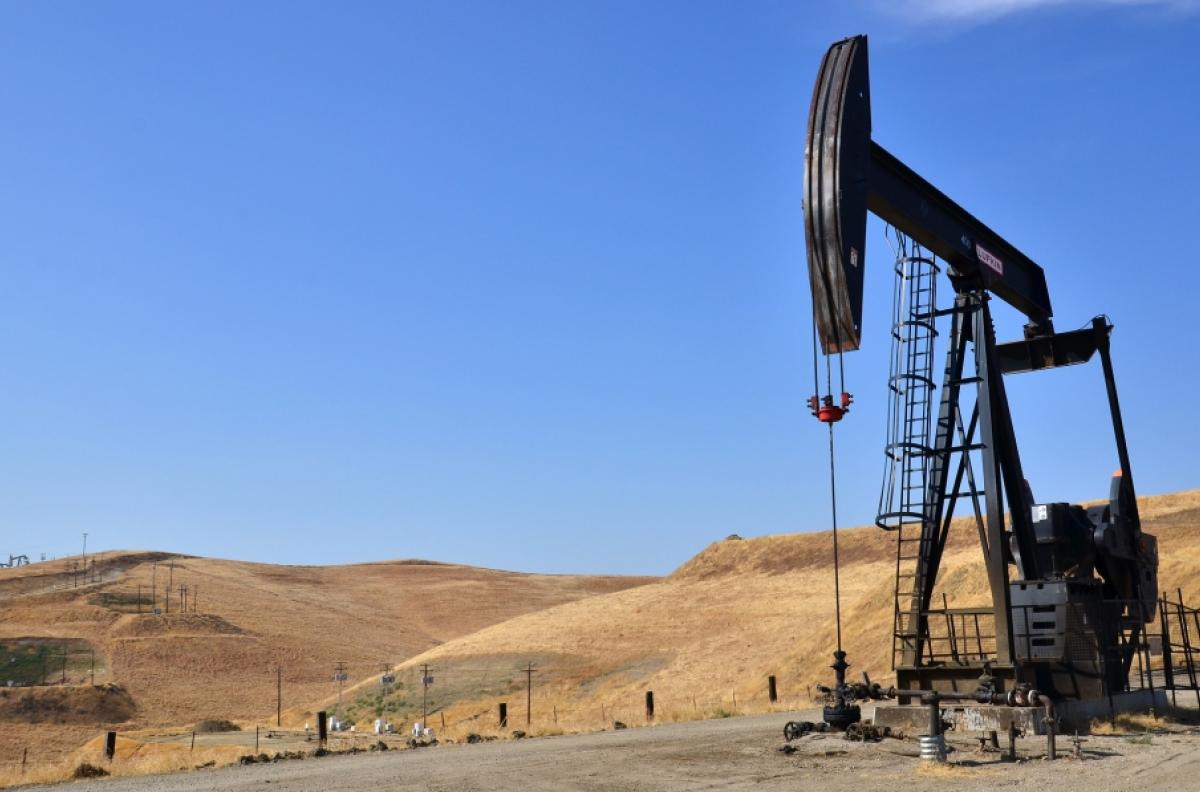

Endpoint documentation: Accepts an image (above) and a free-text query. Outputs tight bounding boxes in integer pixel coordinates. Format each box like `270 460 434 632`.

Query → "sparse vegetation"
90 591 153 613
0 639 94 686
1090 704 1200 736
338 685 412 723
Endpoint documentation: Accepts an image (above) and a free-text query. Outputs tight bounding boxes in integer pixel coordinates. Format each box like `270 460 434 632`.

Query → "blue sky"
1 1 1197 574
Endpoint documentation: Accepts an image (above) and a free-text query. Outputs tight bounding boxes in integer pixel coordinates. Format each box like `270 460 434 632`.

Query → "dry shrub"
194 719 241 733
0 761 76 788
1091 704 1200 735
72 762 109 778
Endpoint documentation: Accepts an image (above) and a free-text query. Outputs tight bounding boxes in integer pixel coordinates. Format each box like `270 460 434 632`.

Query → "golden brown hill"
0 683 136 725
366 490 1200 738
0 553 654 764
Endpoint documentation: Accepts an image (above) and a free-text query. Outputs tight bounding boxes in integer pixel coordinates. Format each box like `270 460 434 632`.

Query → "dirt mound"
0 683 136 724
110 613 246 638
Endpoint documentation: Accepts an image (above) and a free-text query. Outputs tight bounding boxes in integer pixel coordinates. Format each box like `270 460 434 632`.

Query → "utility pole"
421 664 432 730
167 563 174 614
333 662 348 718
151 563 157 611
193 586 198 613
81 532 87 575
277 667 283 727
524 662 537 726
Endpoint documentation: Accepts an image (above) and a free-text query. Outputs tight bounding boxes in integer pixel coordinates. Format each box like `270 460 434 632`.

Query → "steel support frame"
975 295 1039 660
899 308 1153 701
900 290 1039 683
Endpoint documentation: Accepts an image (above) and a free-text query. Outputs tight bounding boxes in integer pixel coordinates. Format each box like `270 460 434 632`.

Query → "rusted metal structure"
802 35 1160 714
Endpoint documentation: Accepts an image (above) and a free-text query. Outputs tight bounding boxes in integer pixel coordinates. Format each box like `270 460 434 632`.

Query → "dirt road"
32 709 1200 791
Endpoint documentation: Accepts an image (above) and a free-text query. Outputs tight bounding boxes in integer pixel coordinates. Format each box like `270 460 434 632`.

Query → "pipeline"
814 675 1058 762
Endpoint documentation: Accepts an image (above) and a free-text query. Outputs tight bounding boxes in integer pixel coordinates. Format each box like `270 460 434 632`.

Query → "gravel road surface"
32 708 1200 791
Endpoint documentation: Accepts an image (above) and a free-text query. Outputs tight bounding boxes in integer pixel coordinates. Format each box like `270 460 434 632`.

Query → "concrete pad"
868 689 1169 735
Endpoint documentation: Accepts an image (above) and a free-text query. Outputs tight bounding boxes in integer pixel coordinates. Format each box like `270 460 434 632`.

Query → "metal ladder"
876 246 939 668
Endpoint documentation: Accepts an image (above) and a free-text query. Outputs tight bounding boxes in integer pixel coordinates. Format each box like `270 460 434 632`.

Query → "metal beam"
868 143 1053 328
996 325 1102 375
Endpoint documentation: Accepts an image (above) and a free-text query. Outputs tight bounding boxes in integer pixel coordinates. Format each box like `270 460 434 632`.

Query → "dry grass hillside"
4 489 1198 782
367 489 1200 739
0 552 654 766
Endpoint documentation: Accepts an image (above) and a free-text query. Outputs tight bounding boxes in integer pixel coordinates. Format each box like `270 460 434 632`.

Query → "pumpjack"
802 35 1157 717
